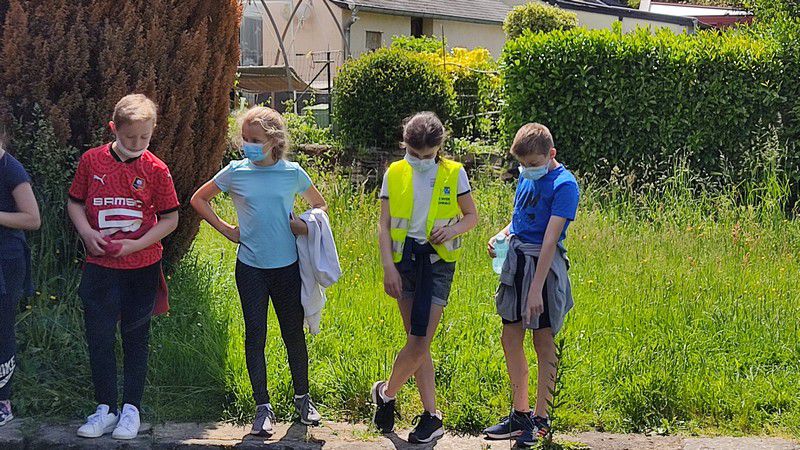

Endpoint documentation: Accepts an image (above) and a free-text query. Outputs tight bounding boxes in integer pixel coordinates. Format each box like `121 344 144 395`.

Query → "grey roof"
329 0 513 24
330 0 696 28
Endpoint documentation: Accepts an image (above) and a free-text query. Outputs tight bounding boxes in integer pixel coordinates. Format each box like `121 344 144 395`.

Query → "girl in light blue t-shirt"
191 106 327 436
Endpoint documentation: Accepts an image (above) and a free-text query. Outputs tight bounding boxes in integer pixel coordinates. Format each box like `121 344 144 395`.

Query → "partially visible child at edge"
0 137 41 427
190 106 326 437
482 123 579 448
67 94 180 440
372 112 478 443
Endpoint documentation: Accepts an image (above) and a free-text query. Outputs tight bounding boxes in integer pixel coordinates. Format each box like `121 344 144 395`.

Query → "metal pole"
322 0 350 57
259 0 294 94
274 0 306 65
326 50 332 120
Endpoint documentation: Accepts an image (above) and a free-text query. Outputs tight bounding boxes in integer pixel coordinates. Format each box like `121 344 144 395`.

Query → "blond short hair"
113 94 158 127
239 106 289 159
510 123 554 157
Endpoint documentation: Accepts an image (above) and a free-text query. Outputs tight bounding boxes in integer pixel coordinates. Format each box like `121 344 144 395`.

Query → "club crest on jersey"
132 177 145 191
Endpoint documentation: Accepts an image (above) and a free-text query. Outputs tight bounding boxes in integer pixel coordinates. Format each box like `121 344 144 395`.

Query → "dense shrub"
0 0 241 266
501 26 798 189
390 34 446 53
332 48 455 149
503 3 578 39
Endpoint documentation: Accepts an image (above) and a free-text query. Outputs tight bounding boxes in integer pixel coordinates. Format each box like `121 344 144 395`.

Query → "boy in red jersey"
67 94 179 440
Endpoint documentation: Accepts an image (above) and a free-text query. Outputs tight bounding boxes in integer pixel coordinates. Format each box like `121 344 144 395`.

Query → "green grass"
12 163 800 438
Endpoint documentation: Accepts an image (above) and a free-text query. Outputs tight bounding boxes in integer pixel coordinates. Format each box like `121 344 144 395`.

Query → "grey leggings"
235 260 308 405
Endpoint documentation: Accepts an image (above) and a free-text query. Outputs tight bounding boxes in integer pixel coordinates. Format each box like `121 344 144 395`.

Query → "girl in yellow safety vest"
371 112 478 444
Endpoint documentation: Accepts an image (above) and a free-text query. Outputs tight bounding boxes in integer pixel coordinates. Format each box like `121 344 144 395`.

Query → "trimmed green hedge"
332 48 455 149
503 3 578 39
501 26 798 186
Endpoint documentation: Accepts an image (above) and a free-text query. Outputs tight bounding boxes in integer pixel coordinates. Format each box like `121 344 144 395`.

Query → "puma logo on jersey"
93 174 107 185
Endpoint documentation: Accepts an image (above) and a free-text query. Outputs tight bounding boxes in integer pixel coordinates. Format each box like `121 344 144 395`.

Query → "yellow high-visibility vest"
387 158 463 263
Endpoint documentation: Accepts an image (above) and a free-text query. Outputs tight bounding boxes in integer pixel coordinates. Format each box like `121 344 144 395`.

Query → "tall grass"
12 140 800 437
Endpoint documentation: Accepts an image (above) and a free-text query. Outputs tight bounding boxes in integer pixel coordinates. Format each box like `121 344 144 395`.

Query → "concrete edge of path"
1 419 799 449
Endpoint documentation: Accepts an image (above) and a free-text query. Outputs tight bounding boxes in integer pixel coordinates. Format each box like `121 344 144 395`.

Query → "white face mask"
405 152 437 172
115 140 146 160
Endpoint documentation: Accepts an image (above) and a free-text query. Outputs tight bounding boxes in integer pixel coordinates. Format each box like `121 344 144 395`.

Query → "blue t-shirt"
0 152 32 259
213 158 313 269
510 165 579 245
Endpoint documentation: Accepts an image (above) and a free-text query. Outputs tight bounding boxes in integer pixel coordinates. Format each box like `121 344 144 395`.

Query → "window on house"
411 17 423 37
240 5 263 66
366 31 383 51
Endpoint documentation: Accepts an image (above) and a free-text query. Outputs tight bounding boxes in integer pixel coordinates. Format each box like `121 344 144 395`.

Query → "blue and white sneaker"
515 415 551 447
482 411 533 440
0 401 13 426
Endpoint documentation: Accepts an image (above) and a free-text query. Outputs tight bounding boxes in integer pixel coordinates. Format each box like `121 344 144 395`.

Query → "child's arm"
114 211 179 258
378 198 403 299
190 180 240 243
291 185 328 236
67 199 107 256
429 192 479 245
0 182 40 230
523 215 567 326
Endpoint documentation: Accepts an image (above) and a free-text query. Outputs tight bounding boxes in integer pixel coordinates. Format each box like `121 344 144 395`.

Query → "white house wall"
348 11 411 57
431 19 507 56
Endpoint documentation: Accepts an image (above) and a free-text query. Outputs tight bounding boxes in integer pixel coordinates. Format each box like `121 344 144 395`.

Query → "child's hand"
290 218 309 236
523 288 544 326
383 265 403 299
79 228 107 256
429 226 456 245
222 225 240 243
111 239 141 258
487 235 498 258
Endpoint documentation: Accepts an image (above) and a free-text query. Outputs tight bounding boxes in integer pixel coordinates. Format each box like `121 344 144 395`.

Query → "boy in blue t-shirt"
483 123 579 447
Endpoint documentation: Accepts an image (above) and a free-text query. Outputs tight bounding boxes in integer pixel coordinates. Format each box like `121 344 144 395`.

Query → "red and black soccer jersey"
69 143 179 270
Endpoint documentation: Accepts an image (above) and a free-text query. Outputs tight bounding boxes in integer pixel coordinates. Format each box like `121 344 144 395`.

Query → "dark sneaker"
515 415 551 448
251 404 276 437
294 394 322 425
371 380 396 433
0 401 13 426
483 411 533 440
408 411 444 444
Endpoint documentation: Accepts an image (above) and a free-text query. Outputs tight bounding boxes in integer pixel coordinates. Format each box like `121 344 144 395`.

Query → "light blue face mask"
519 160 550 181
405 153 438 172
243 142 268 162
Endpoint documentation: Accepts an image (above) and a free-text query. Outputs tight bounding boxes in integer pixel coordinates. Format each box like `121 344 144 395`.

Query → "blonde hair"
113 94 158 127
510 123 554 158
239 106 289 159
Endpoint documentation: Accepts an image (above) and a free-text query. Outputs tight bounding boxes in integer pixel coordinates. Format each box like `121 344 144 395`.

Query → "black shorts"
502 250 551 329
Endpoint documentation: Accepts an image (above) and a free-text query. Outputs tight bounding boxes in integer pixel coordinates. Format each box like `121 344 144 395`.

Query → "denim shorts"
396 258 456 307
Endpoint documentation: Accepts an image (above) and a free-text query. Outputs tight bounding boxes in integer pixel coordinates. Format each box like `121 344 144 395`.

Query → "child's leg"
265 263 309 397
501 322 530 412
119 262 160 409
235 260 272 405
79 264 121 411
393 297 441 413
0 258 25 402
384 302 443 410
532 329 557 418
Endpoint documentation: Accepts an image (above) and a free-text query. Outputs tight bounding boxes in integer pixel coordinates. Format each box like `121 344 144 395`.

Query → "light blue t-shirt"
213 158 313 269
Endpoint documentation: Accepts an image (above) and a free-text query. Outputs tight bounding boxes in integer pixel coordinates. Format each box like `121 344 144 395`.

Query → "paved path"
1 419 798 449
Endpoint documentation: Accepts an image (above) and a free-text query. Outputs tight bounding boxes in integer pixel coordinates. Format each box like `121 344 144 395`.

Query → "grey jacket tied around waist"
495 236 573 335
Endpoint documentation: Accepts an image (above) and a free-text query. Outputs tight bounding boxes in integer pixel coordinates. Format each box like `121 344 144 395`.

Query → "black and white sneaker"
251 403 276 437
294 394 322 425
408 411 444 444
482 410 533 439
371 380 397 433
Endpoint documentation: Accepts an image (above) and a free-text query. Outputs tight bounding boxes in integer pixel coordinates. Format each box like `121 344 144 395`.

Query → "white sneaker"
111 404 141 440
76 404 118 438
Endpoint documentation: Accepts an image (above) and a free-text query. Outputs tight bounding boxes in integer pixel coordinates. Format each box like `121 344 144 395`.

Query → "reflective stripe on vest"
387 158 463 263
